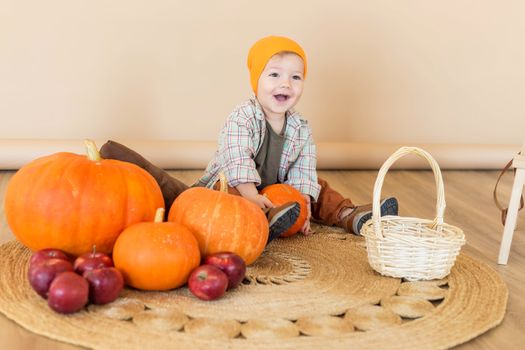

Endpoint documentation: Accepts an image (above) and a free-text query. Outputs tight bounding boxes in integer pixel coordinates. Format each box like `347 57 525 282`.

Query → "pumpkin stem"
154 208 165 223
218 172 228 193
84 139 101 161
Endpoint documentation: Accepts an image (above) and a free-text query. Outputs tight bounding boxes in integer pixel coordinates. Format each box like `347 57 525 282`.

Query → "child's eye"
269 72 279 77
292 75 302 80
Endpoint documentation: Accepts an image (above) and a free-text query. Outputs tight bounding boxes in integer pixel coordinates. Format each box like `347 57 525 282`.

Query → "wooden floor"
0 170 523 349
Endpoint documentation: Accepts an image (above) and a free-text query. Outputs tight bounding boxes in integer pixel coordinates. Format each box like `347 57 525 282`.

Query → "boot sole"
268 203 301 242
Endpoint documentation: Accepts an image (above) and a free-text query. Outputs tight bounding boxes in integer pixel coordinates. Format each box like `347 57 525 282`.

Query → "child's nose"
280 78 291 88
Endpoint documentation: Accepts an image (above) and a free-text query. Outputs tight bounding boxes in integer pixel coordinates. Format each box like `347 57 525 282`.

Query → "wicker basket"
360 146 466 281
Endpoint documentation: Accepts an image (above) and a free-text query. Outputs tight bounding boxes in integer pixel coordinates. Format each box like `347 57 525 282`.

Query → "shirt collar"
250 94 265 121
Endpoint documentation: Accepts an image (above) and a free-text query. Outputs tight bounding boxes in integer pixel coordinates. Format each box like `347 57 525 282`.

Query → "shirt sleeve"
218 114 261 188
284 123 321 201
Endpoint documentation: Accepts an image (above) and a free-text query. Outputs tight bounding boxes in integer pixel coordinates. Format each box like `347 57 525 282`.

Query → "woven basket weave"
361 146 466 281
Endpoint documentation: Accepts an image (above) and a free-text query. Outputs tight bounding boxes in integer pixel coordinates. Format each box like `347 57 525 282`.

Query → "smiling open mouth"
274 94 289 102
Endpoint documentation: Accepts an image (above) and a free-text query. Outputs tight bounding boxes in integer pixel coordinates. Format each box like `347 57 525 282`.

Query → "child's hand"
236 183 274 209
246 193 274 209
300 194 312 235
300 219 312 235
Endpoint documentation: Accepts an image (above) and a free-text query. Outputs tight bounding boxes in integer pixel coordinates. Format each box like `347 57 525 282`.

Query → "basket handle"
372 147 446 238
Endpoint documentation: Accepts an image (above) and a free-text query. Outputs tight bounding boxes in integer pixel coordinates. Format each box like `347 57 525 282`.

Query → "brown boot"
263 202 301 242
341 197 398 235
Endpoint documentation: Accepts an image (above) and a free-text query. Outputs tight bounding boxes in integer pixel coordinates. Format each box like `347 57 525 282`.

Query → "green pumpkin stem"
84 139 101 161
154 208 165 223
218 172 228 193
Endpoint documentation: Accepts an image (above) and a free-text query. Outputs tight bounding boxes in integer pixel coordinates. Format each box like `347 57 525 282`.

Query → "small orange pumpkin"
4 140 164 256
113 208 200 291
260 184 308 237
168 174 268 265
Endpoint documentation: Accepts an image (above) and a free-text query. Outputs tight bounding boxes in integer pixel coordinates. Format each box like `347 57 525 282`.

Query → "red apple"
28 258 74 298
188 265 228 301
47 271 89 314
29 248 70 269
204 252 246 289
83 267 124 305
73 247 113 275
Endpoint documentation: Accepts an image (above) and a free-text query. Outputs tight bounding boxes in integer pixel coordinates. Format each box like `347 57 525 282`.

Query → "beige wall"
1 1 524 168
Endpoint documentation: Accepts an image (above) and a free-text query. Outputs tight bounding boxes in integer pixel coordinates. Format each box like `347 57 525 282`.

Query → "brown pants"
213 178 354 227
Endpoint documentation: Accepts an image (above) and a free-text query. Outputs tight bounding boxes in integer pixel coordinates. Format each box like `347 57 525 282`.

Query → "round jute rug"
0 225 508 350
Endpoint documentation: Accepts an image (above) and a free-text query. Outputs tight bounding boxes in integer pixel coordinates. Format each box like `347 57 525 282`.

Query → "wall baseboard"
0 139 519 170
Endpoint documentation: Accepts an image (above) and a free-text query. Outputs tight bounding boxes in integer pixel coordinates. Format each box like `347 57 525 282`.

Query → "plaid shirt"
194 96 321 201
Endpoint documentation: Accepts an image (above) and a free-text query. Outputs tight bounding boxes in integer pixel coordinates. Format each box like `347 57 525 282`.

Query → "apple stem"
218 172 228 193
84 139 101 161
154 208 165 223
198 271 208 281
92 245 97 256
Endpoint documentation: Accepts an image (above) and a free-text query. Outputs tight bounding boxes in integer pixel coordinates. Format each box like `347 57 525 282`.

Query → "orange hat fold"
247 36 307 95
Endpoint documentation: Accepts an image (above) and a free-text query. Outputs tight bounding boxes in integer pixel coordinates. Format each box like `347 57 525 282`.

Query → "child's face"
256 53 304 119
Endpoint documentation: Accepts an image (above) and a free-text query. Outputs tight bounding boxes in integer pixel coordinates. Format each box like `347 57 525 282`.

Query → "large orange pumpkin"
113 208 200 291
259 184 308 237
4 140 164 256
168 174 268 265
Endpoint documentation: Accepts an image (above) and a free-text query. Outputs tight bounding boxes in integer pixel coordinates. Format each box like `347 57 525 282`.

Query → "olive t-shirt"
254 120 286 190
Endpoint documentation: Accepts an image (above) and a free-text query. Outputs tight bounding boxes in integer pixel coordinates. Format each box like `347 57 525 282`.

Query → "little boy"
100 35 398 242
194 35 398 238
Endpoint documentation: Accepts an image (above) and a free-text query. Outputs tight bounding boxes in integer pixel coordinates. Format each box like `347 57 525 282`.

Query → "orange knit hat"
247 36 307 95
